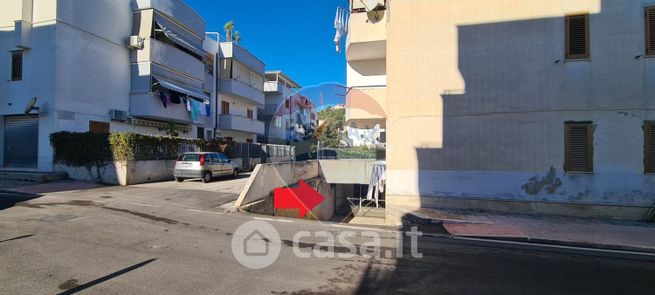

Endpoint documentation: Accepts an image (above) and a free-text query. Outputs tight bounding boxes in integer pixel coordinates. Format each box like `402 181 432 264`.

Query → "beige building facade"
346 0 655 220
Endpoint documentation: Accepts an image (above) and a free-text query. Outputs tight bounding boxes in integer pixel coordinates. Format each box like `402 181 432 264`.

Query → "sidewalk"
0 179 105 195
394 206 655 253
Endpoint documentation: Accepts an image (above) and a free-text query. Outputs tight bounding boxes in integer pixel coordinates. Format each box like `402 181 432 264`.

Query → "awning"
155 22 207 58
153 76 209 100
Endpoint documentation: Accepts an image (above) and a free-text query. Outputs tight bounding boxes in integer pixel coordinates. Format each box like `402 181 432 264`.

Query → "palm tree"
224 21 234 42
234 31 241 44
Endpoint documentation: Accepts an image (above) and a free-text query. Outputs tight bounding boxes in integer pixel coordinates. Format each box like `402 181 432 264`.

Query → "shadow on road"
0 191 42 211
56 258 157 295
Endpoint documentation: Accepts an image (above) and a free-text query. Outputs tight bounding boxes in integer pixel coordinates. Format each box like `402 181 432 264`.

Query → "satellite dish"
361 0 385 23
24 97 39 115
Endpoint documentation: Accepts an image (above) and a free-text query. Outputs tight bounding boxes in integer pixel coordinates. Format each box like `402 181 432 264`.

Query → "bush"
50 132 267 166
108 133 190 161
336 147 379 159
50 132 112 166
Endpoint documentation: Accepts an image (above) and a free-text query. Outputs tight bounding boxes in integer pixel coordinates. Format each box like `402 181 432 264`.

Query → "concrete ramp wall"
234 161 320 208
319 160 382 184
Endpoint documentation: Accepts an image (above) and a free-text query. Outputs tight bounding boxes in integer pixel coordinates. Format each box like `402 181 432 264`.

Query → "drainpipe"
206 32 220 137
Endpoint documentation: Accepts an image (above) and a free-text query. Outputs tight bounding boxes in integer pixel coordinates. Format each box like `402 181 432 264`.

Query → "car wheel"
232 169 239 178
202 172 212 183
175 177 184 182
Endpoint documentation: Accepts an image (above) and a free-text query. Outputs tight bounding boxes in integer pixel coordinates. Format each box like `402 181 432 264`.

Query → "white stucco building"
0 0 219 171
346 0 655 220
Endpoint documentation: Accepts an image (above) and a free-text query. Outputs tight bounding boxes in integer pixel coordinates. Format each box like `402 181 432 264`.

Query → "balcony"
345 87 387 128
346 10 387 61
219 79 265 106
219 114 265 135
134 39 205 82
264 81 283 94
219 42 265 75
133 0 205 37
130 93 193 124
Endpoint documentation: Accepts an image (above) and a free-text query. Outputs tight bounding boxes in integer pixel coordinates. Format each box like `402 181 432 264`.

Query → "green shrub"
108 133 190 161
50 132 244 166
336 147 378 159
50 132 112 166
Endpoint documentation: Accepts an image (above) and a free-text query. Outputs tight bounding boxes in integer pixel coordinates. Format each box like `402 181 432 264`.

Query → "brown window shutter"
566 14 589 59
645 122 655 173
89 121 110 134
565 122 593 173
646 7 655 56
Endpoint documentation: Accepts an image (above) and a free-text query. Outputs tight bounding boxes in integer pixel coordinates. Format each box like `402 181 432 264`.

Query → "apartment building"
261 71 316 145
346 0 655 220
0 0 215 171
216 42 266 143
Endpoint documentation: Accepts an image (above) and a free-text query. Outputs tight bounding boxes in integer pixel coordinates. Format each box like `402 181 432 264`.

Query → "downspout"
206 32 220 136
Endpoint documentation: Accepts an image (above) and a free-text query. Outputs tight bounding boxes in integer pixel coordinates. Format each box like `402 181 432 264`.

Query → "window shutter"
565 123 593 173
566 14 589 59
646 7 655 56
645 122 655 173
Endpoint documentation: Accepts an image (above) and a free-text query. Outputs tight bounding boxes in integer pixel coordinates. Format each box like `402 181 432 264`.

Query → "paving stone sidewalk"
396 206 655 252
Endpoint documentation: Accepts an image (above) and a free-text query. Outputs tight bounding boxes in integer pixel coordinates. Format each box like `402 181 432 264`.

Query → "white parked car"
174 152 239 183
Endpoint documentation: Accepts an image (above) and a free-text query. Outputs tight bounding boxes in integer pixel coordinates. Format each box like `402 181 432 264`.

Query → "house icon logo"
231 220 281 269
244 231 270 257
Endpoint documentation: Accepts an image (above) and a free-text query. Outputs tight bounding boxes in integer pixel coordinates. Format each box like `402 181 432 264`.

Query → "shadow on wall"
406 0 655 211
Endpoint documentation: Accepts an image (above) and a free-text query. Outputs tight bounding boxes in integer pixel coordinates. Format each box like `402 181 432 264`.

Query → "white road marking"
128 203 161 208
254 217 294 223
330 224 392 233
187 209 224 215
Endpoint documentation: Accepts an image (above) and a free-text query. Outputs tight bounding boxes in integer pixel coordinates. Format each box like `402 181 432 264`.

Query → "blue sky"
185 0 349 108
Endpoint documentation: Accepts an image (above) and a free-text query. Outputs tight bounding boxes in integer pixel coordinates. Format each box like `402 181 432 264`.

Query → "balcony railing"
219 114 265 135
219 79 265 106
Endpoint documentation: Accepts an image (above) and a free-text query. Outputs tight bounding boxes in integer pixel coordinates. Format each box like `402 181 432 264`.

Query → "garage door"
4 116 38 168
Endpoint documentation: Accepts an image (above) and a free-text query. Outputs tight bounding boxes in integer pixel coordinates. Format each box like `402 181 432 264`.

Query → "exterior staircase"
0 170 68 183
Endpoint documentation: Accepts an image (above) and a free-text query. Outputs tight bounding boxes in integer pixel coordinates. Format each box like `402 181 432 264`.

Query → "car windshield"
180 154 200 161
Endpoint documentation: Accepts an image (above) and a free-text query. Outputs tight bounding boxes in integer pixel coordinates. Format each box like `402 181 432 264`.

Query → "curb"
464 235 655 255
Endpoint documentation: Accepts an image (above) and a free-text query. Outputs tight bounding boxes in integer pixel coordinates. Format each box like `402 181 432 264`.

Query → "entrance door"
4 116 38 168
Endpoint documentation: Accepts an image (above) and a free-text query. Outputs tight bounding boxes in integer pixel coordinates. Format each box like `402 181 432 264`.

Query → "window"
646 7 655 56
221 101 230 115
225 137 233 142
247 109 253 119
645 122 655 173
89 121 110 134
285 99 290 109
564 122 593 173
197 127 205 139
246 139 253 143
565 14 590 60
11 51 22 81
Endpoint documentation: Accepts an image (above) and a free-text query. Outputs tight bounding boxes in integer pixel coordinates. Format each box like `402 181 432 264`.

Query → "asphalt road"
1 178 654 294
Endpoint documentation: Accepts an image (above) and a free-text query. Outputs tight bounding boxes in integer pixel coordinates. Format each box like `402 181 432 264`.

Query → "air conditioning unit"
110 109 128 122
128 36 144 50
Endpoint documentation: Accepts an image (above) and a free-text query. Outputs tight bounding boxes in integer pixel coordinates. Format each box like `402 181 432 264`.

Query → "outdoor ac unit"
128 36 144 50
110 109 128 122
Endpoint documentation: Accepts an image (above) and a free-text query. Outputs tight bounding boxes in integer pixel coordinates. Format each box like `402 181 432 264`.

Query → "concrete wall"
347 0 655 219
54 160 176 186
234 160 320 207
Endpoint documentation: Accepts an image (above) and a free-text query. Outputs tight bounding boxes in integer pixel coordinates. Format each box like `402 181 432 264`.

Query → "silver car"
174 152 240 183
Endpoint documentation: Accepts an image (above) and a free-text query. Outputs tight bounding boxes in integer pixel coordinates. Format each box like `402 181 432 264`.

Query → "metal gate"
4 116 38 168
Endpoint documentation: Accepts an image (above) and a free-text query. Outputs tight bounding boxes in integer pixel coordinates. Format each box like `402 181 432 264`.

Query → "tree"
224 21 234 42
234 31 242 44
315 107 345 148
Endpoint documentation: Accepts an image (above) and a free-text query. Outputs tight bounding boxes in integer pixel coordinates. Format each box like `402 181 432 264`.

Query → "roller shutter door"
4 116 38 168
